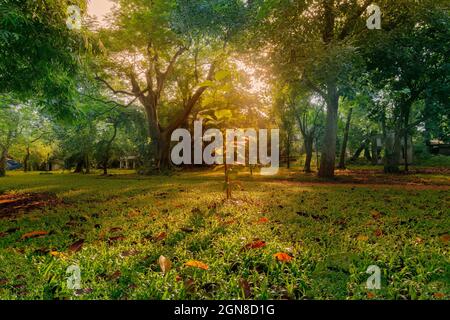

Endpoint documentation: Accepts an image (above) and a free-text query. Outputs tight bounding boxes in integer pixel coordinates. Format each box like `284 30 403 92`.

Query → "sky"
87 0 115 26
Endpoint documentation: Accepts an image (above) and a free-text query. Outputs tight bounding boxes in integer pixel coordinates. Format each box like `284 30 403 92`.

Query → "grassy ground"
0 167 448 300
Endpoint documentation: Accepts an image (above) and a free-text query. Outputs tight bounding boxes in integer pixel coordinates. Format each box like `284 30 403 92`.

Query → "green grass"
0 169 448 300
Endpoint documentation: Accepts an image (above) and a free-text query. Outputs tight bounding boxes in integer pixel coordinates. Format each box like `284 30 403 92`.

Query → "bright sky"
87 0 115 26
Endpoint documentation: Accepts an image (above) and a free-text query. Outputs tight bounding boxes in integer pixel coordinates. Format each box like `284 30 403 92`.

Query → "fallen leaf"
120 249 140 258
75 288 93 296
357 235 369 242
274 252 293 262
433 292 445 299
108 235 125 244
257 217 269 224
414 237 424 244
184 279 196 293
175 275 183 282
367 292 376 299
239 278 251 298
243 240 266 250
68 239 84 252
158 255 172 274
185 260 209 270
181 227 194 233
50 251 67 259
440 234 449 243
153 232 167 241
21 231 48 240
374 229 383 237
371 210 382 220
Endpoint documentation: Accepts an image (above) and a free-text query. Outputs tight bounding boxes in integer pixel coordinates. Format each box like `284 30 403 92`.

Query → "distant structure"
371 133 413 165
6 159 22 170
427 140 450 156
119 156 139 169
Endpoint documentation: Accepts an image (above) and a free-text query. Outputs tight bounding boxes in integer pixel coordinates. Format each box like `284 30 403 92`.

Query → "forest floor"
0 167 448 300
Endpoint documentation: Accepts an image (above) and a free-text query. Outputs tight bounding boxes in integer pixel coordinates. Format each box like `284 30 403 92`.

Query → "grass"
0 168 448 300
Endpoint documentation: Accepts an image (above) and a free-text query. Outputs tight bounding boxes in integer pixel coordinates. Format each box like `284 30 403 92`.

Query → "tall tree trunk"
338 108 353 169
318 83 339 178
0 150 6 177
23 146 30 172
403 109 410 172
74 159 84 173
157 132 172 170
304 136 313 173
384 130 401 173
286 133 291 169
84 154 90 174
350 141 366 162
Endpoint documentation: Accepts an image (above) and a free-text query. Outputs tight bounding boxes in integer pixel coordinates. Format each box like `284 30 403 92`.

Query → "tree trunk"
74 160 84 173
23 146 30 172
318 83 339 178
338 108 353 169
157 132 172 171
304 136 313 173
0 150 6 177
84 154 90 174
384 131 401 173
350 142 365 162
403 109 410 172
286 133 291 169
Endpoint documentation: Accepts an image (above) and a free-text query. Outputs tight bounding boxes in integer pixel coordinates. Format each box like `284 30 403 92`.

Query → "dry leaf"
243 240 266 250
440 234 449 243
433 292 445 299
274 252 293 262
257 217 269 224
239 278 251 298
21 231 48 240
68 239 84 252
158 255 172 274
50 251 67 259
357 235 369 241
185 260 209 270
367 292 376 299
374 229 383 237
153 232 167 241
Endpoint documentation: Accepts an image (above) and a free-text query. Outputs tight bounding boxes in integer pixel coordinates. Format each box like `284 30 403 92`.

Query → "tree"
92 0 228 171
0 0 87 112
250 0 372 177
361 1 450 172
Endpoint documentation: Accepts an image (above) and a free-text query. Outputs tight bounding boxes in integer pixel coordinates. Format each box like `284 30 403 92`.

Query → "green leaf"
215 70 230 81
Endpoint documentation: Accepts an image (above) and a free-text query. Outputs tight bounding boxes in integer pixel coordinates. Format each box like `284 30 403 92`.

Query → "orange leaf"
374 229 383 237
153 232 167 241
244 240 266 250
433 292 445 299
357 235 369 242
367 292 376 299
257 217 269 224
21 231 48 240
440 234 449 243
274 252 293 262
185 260 209 270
